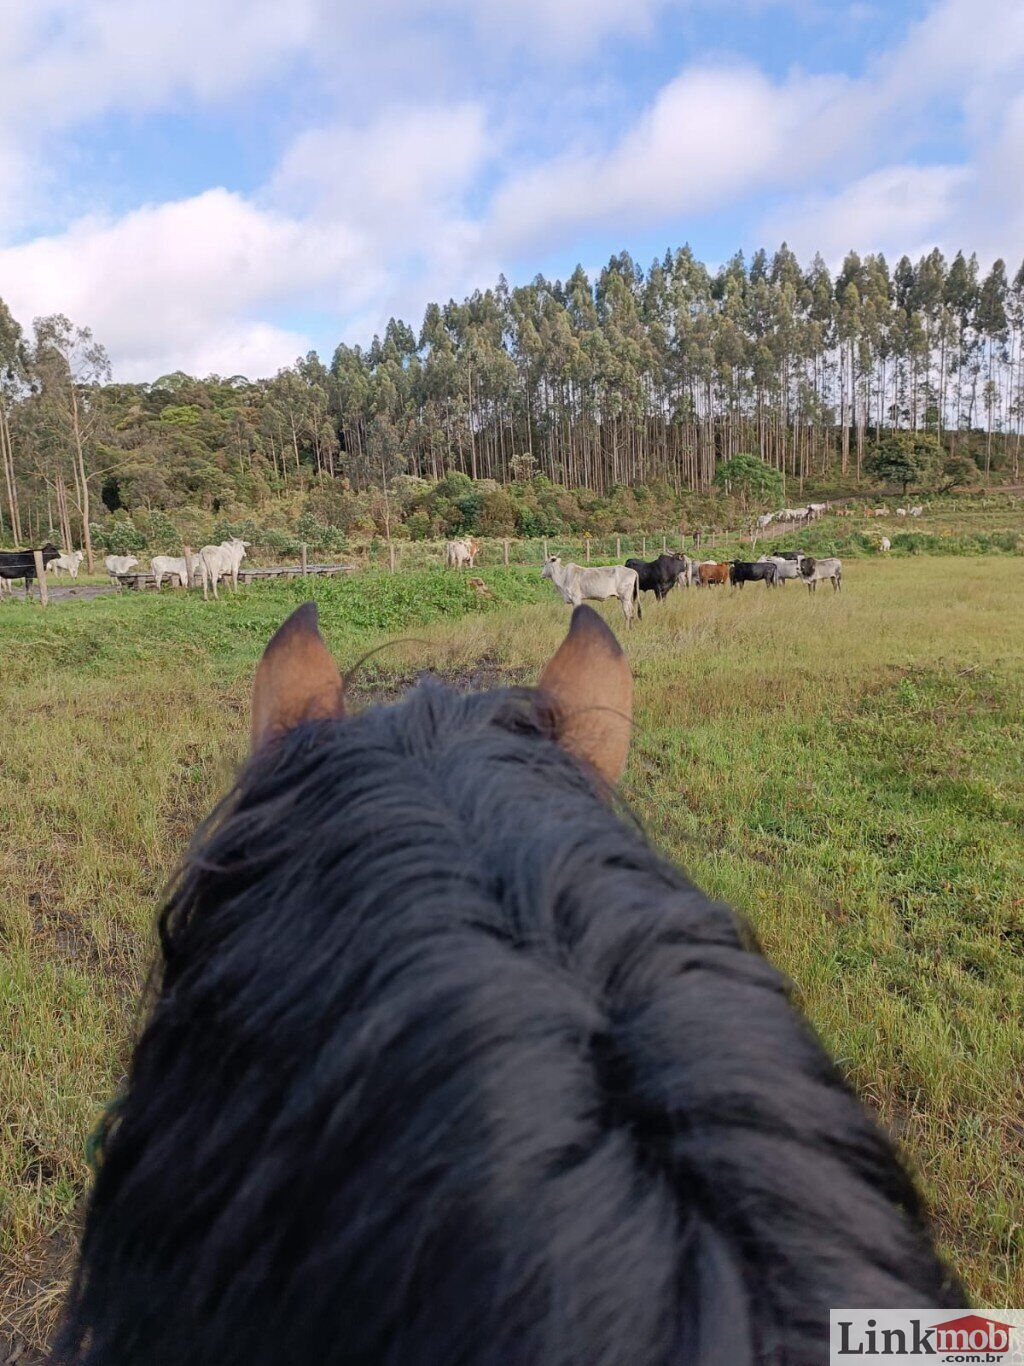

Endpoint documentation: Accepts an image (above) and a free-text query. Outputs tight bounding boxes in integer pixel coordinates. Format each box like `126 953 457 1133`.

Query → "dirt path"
2 583 116 605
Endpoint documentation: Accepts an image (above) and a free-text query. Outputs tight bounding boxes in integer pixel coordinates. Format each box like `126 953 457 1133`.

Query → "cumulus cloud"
0 189 374 377
487 66 849 252
761 164 972 265
0 0 316 133
271 103 491 231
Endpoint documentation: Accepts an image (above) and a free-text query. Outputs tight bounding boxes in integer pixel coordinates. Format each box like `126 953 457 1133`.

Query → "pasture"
1 556 1022 1353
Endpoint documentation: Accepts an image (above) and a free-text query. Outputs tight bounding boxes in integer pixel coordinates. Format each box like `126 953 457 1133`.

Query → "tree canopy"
1 242 1021 550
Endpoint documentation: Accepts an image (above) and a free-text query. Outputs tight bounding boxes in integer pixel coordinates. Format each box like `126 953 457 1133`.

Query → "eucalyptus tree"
0 299 27 541
31 315 111 568
975 260 1009 476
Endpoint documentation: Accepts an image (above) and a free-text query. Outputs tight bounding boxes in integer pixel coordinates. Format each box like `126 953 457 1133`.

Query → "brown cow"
697 561 730 586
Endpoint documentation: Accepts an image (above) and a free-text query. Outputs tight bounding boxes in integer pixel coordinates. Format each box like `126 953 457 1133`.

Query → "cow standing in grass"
541 556 641 627
47 550 85 579
730 561 778 589
104 555 139 583
445 538 480 569
0 543 59 596
199 538 250 600
799 556 843 592
152 555 195 590
624 553 689 602
757 554 802 585
696 562 730 587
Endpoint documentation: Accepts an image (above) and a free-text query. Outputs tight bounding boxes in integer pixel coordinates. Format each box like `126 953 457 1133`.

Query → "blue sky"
1 0 1021 379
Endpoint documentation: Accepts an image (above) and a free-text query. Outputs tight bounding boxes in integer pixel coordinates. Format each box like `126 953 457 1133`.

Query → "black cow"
0 543 59 597
624 553 689 602
730 559 778 589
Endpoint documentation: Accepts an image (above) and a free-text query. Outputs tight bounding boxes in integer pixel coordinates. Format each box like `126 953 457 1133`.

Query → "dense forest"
1 243 1022 566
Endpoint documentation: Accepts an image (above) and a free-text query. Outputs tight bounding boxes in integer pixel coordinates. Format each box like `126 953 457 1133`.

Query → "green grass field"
2 556 1022 1353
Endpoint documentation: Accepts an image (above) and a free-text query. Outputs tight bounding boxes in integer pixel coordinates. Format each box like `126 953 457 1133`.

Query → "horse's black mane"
56 679 959 1365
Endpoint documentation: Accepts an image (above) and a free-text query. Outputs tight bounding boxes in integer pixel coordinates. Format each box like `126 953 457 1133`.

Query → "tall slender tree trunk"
1 401 22 542
69 384 95 571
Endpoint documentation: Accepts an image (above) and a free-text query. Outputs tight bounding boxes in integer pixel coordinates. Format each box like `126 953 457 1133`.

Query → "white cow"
756 513 774 530
199 538 250 600
880 537 891 553
807 502 829 518
541 556 640 627
105 555 139 581
896 508 907 517
909 506 924 517
800 556 843 592
757 554 802 585
872 507 888 517
152 554 192 589
444 537 479 569
47 550 85 578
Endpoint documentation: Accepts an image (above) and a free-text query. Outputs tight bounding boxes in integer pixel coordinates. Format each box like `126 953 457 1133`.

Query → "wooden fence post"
301 543 308 576
389 541 396 572
585 537 590 563
503 538 509 566
661 534 667 553
642 534 647 556
679 531 685 551
543 536 549 560
615 534 621 559
33 550 48 606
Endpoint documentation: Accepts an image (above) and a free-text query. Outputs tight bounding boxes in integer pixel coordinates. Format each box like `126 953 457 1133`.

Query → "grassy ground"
1 558 1022 1353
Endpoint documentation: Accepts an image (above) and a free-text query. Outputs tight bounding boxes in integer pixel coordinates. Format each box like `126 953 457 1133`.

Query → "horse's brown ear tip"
269 600 320 645
569 604 623 653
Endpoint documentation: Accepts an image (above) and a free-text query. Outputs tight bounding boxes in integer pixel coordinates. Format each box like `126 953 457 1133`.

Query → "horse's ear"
538 605 633 786
251 602 345 750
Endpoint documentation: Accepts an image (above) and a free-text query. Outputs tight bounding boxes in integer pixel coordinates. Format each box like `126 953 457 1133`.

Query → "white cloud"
271 104 491 231
0 0 316 133
487 65 848 252
0 189 375 377
761 164 971 264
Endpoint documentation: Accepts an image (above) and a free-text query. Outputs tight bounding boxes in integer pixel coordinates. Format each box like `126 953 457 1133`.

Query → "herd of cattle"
101 538 252 599
0 537 251 600
541 550 842 625
755 501 924 529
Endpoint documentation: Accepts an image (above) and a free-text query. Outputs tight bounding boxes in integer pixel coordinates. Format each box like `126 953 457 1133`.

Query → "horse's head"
56 602 958 1366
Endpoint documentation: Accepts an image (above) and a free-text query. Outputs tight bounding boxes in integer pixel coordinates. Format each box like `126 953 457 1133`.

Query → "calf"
624 553 689 602
730 560 778 589
799 556 842 593
696 561 730 587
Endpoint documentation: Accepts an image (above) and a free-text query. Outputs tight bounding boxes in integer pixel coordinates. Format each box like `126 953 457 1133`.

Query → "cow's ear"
538 605 633 786
251 602 345 750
